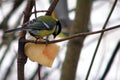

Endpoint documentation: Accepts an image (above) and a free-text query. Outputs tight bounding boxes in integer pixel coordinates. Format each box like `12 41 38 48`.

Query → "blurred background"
0 0 120 80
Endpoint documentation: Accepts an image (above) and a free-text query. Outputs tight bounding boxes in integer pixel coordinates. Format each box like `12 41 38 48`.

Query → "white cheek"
44 35 54 41
26 32 33 40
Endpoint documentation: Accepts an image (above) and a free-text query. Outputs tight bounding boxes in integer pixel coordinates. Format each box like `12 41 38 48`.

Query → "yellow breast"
37 26 56 37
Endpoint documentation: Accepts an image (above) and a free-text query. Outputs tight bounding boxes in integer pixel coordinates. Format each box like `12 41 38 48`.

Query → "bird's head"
53 20 61 38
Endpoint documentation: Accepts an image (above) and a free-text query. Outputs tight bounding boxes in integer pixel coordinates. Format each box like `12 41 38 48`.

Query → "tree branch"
21 24 120 44
17 0 34 80
45 0 60 15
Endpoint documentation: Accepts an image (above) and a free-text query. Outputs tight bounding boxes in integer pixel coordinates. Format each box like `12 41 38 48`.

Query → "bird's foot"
45 39 49 45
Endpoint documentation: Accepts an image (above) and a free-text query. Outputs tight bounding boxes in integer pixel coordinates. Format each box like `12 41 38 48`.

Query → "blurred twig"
2 53 17 80
0 42 11 67
0 0 24 30
0 14 23 68
100 41 120 80
85 0 118 79
29 68 38 80
0 0 24 67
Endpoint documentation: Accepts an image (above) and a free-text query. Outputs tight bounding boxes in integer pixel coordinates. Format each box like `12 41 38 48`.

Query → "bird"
5 16 62 42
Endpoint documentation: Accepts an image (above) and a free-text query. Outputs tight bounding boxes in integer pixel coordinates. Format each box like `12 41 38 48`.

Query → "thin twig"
38 64 41 80
85 0 118 79
31 10 48 14
34 0 37 19
21 24 120 44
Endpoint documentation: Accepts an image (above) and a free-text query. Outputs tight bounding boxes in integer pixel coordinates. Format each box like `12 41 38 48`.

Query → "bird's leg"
34 36 42 44
45 36 49 45
35 36 48 45
35 38 39 44
34 36 49 45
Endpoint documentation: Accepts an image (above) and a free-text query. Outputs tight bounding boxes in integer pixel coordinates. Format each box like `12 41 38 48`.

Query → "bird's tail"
5 27 24 33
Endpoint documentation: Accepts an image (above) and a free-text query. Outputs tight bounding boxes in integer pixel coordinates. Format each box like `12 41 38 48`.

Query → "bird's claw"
45 39 49 45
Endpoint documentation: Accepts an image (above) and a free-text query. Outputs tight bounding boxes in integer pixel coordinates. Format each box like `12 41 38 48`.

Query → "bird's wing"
5 17 57 33
25 20 56 31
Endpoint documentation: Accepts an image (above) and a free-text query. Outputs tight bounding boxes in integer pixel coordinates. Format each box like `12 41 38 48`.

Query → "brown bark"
17 0 34 80
60 0 92 80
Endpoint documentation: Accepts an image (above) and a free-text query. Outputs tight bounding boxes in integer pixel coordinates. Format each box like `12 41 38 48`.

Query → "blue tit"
5 16 62 41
